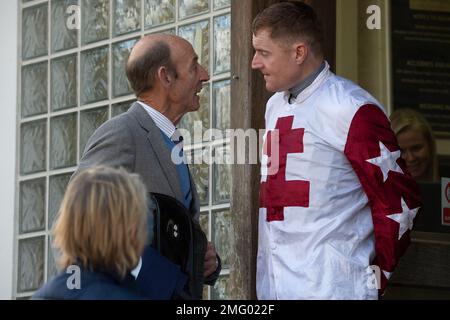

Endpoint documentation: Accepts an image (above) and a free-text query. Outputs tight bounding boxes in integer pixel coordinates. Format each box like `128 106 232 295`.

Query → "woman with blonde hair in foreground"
390 108 439 182
33 166 186 300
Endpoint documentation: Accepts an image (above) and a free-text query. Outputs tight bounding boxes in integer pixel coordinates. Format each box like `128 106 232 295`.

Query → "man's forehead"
253 29 275 41
253 31 300 50
252 33 262 47
252 31 275 48
172 40 195 59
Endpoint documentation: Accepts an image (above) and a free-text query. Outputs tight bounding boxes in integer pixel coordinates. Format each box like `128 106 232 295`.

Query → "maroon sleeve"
344 104 422 295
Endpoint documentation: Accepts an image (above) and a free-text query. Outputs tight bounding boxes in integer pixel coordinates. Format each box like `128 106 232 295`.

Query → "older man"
77 34 220 299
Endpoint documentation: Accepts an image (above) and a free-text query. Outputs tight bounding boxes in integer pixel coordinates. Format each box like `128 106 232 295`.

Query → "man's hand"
203 242 218 278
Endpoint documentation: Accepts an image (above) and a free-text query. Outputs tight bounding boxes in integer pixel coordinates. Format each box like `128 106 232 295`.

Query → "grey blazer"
77 102 200 220
76 102 221 298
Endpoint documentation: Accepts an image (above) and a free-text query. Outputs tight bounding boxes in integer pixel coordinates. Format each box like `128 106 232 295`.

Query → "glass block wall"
16 0 231 299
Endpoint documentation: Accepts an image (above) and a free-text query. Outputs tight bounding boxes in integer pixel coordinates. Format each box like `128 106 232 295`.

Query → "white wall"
0 0 18 299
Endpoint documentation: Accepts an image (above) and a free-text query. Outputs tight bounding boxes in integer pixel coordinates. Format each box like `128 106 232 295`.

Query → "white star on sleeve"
382 270 392 280
387 197 420 240
366 141 404 182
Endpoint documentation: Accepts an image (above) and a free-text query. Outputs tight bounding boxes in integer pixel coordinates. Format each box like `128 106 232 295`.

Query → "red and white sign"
442 178 450 226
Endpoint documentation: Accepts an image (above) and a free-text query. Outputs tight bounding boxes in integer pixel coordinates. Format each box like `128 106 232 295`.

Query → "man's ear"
157 66 173 88
294 42 308 65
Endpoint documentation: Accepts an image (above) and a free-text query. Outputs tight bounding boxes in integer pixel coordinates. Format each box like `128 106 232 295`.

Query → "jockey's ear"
293 41 308 65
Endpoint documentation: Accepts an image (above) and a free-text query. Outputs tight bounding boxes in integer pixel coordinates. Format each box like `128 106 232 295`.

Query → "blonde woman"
33 166 186 300
390 108 439 182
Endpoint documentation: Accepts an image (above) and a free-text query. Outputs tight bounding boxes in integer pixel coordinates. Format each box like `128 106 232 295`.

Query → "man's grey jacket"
76 102 220 299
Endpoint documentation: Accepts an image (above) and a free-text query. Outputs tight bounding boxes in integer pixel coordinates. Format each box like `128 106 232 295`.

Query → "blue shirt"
161 131 193 209
137 101 192 209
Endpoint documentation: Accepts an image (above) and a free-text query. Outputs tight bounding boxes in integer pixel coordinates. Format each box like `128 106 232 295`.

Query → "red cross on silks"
260 116 310 222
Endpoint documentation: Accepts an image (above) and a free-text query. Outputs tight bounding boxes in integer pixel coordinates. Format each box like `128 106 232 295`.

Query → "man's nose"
199 64 210 82
251 53 261 70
